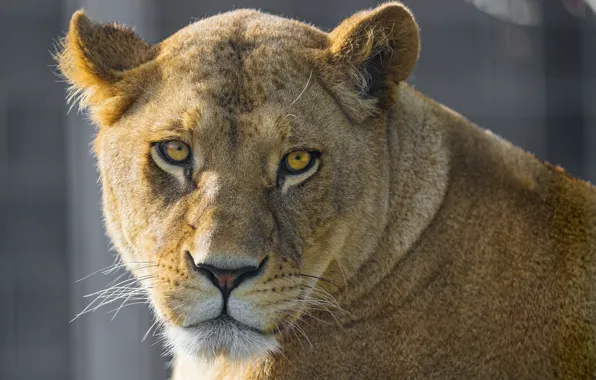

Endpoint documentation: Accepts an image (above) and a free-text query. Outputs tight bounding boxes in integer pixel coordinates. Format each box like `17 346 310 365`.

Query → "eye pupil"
284 150 315 174
157 140 190 164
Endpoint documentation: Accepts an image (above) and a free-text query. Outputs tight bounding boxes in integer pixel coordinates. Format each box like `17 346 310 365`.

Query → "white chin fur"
163 317 279 362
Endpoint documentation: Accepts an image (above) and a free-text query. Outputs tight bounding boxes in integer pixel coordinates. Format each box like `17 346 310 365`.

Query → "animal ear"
327 2 419 110
57 10 157 126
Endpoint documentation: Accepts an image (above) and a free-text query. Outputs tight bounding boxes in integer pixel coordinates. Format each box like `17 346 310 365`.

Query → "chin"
163 316 280 363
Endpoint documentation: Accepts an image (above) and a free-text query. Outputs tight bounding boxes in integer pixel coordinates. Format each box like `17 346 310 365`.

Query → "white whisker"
290 70 313 107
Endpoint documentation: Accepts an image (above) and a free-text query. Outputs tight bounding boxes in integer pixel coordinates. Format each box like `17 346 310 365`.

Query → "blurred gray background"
0 0 594 379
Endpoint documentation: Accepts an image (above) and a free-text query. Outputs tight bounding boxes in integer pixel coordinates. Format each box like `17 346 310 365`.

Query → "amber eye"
283 150 314 174
157 140 191 164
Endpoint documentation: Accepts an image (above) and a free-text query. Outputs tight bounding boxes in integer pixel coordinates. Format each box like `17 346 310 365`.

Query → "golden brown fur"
57 3 596 379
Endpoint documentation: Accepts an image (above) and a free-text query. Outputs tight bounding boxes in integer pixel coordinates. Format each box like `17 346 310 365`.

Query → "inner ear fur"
57 10 157 126
327 2 420 112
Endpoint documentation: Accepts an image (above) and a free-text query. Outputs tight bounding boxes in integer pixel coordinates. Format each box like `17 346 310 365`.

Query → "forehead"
160 9 328 63
144 10 330 147
157 10 328 111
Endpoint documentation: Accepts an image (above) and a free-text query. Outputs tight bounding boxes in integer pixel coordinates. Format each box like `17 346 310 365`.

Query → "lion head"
58 2 419 362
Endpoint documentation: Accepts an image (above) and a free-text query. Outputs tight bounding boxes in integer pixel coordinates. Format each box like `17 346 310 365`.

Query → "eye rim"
154 140 192 165
281 149 321 175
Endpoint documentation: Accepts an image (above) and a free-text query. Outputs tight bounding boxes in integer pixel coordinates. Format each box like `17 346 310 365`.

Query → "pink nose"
210 271 238 290
188 254 268 295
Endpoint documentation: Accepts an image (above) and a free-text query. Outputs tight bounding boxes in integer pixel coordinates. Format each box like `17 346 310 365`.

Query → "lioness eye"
283 150 314 174
157 140 191 164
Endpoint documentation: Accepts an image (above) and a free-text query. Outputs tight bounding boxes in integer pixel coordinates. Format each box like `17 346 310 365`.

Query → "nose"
187 253 268 295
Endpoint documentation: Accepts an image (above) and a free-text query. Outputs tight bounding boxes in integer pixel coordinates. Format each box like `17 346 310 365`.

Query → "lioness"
57 2 596 379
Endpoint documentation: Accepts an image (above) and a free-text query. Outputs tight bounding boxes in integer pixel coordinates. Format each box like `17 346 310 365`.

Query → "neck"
327 83 452 322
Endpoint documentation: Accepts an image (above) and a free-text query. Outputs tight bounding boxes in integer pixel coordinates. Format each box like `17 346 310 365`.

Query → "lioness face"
59 4 419 361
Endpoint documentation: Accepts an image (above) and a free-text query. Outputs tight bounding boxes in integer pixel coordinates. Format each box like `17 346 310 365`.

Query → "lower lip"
187 315 265 335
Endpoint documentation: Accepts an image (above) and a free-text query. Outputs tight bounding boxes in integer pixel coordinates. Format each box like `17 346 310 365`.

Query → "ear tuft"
327 2 419 111
56 10 156 125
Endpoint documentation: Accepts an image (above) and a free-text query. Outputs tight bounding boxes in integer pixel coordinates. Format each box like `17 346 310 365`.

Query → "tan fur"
58 3 596 379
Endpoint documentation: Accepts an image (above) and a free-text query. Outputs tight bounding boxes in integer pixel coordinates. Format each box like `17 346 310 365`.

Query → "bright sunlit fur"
163 318 279 362
58 2 596 379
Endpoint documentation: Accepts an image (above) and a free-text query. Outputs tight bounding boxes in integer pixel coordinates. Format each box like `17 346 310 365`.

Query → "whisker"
75 260 156 282
106 299 150 315
299 285 345 313
286 319 306 350
285 308 333 327
333 259 350 291
143 318 163 342
292 296 346 329
110 290 148 320
75 263 127 283
71 264 161 322
297 274 340 289
83 278 142 298
290 70 313 107
300 283 352 316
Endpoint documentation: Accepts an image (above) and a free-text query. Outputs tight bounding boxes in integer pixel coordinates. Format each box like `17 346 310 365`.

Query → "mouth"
165 315 279 361
186 315 265 335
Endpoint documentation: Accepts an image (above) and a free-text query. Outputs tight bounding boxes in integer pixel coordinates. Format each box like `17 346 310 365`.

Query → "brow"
147 120 193 143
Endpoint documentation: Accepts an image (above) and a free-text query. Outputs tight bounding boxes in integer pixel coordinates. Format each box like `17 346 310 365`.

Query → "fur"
57 3 596 379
